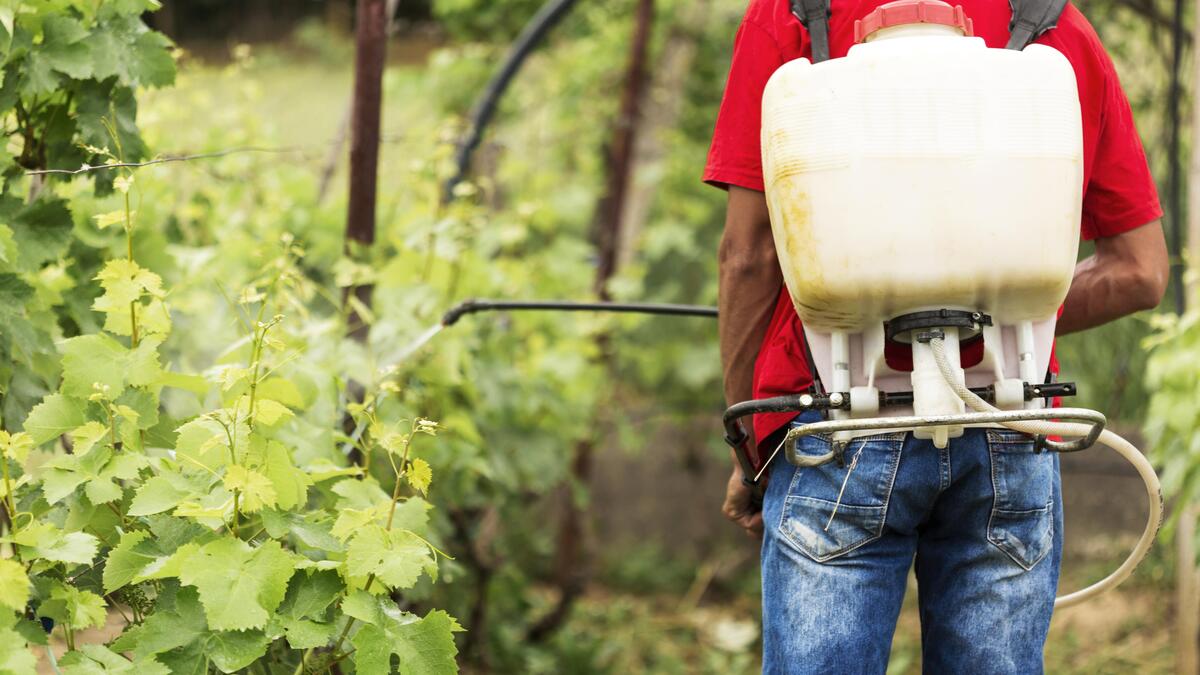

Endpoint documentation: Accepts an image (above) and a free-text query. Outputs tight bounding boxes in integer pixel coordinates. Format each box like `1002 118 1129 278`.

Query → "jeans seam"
986 439 1054 571
937 441 952 495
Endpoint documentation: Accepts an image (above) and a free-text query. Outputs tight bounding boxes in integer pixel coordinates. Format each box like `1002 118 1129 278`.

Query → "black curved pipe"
441 298 718 326
443 0 582 203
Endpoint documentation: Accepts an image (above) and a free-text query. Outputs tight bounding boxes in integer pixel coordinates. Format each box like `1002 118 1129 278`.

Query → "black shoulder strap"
791 0 833 63
1006 0 1069 50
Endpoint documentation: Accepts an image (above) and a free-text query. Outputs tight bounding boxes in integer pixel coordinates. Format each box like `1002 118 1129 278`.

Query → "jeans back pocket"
987 429 1055 570
778 431 904 563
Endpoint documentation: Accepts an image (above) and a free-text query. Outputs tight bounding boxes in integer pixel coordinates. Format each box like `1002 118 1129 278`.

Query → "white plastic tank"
761 0 1083 333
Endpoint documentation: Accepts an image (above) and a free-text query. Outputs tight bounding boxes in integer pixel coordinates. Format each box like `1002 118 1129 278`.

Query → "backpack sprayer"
416 0 1162 612
721 0 1162 609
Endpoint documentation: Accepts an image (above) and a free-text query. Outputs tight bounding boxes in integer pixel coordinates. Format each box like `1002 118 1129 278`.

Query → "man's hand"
723 464 766 539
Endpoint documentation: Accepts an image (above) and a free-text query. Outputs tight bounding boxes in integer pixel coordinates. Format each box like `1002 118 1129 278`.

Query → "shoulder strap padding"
1006 0 1069 50
791 0 833 62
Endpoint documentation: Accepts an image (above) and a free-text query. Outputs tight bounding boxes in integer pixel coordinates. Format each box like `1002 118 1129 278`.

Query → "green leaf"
129 30 175 87
256 376 304 408
39 583 107 630
60 334 162 399
250 398 292 428
102 530 152 593
262 510 342 552
0 616 37 675
391 610 463 675
93 259 165 337
222 464 275 513
261 440 309 511
302 460 363 483
345 525 438 591
70 421 110 455
349 601 463 675
281 618 335 650
0 274 31 315
390 497 433 536
59 645 167 675
128 474 190 516
111 584 203 657
113 586 269 674
23 393 87 445
331 505 387 542
351 624 393 674
41 444 147 505
155 370 208 395
42 15 92 80
0 558 30 611
408 457 432 495
332 476 391 510
15 523 98 565
0 226 17 268
281 569 343 620
4 198 73 272
174 416 240 472
172 537 296 631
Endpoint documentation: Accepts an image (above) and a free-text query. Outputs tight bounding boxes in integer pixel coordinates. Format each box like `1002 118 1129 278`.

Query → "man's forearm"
719 187 783 407
1057 220 1168 335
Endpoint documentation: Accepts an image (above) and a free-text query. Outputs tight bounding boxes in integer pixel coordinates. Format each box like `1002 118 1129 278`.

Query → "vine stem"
124 186 139 348
1 445 18 559
232 491 240 537
246 269 284 431
297 425 417 673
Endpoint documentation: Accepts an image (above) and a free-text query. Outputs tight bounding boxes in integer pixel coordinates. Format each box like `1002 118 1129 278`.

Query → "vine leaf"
113 586 270 674
23 393 87 445
0 559 29 612
102 530 153 594
344 525 438 591
408 458 432 495
41 445 147 505
92 259 165 337
222 465 276 514
58 644 168 675
259 440 309 511
346 592 462 675
2 198 73 273
127 473 195 517
38 582 107 631
171 537 297 631
60 333 162 399
13 522 98 565
0 613 38 674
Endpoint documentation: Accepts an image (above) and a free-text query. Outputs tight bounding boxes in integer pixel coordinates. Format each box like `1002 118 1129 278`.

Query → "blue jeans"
761 413 1063 674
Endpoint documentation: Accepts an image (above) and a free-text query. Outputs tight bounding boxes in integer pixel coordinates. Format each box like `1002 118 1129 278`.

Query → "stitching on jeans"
986 429 1035 445
777 434 905 563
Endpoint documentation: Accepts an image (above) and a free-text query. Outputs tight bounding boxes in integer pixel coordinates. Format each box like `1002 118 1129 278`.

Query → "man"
705 0 1168 672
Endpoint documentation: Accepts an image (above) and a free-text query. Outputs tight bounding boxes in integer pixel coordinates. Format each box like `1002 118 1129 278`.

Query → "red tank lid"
853 0 974 44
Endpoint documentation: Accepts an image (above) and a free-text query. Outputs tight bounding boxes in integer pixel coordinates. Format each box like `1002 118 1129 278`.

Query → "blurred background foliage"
17 0 1197 670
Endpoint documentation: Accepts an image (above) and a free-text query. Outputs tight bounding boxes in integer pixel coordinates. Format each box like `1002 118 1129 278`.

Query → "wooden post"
344 0 387 340
1179 507 1199 674
527 0 656 643
1176 2 1200 671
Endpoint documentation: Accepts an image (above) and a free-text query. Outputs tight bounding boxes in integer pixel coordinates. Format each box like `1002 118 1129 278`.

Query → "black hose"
441 298 718 326
1167 0 1186 314
443 0 581 203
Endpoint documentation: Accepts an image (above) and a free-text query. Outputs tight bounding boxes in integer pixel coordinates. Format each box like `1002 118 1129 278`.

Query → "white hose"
929 338 1162 609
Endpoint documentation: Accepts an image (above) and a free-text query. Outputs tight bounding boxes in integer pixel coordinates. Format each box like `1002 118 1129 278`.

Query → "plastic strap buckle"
791 0 833 62
1005 0 1068 50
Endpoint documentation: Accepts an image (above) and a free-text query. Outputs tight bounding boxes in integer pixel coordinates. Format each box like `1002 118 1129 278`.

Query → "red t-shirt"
705 0 1162 451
